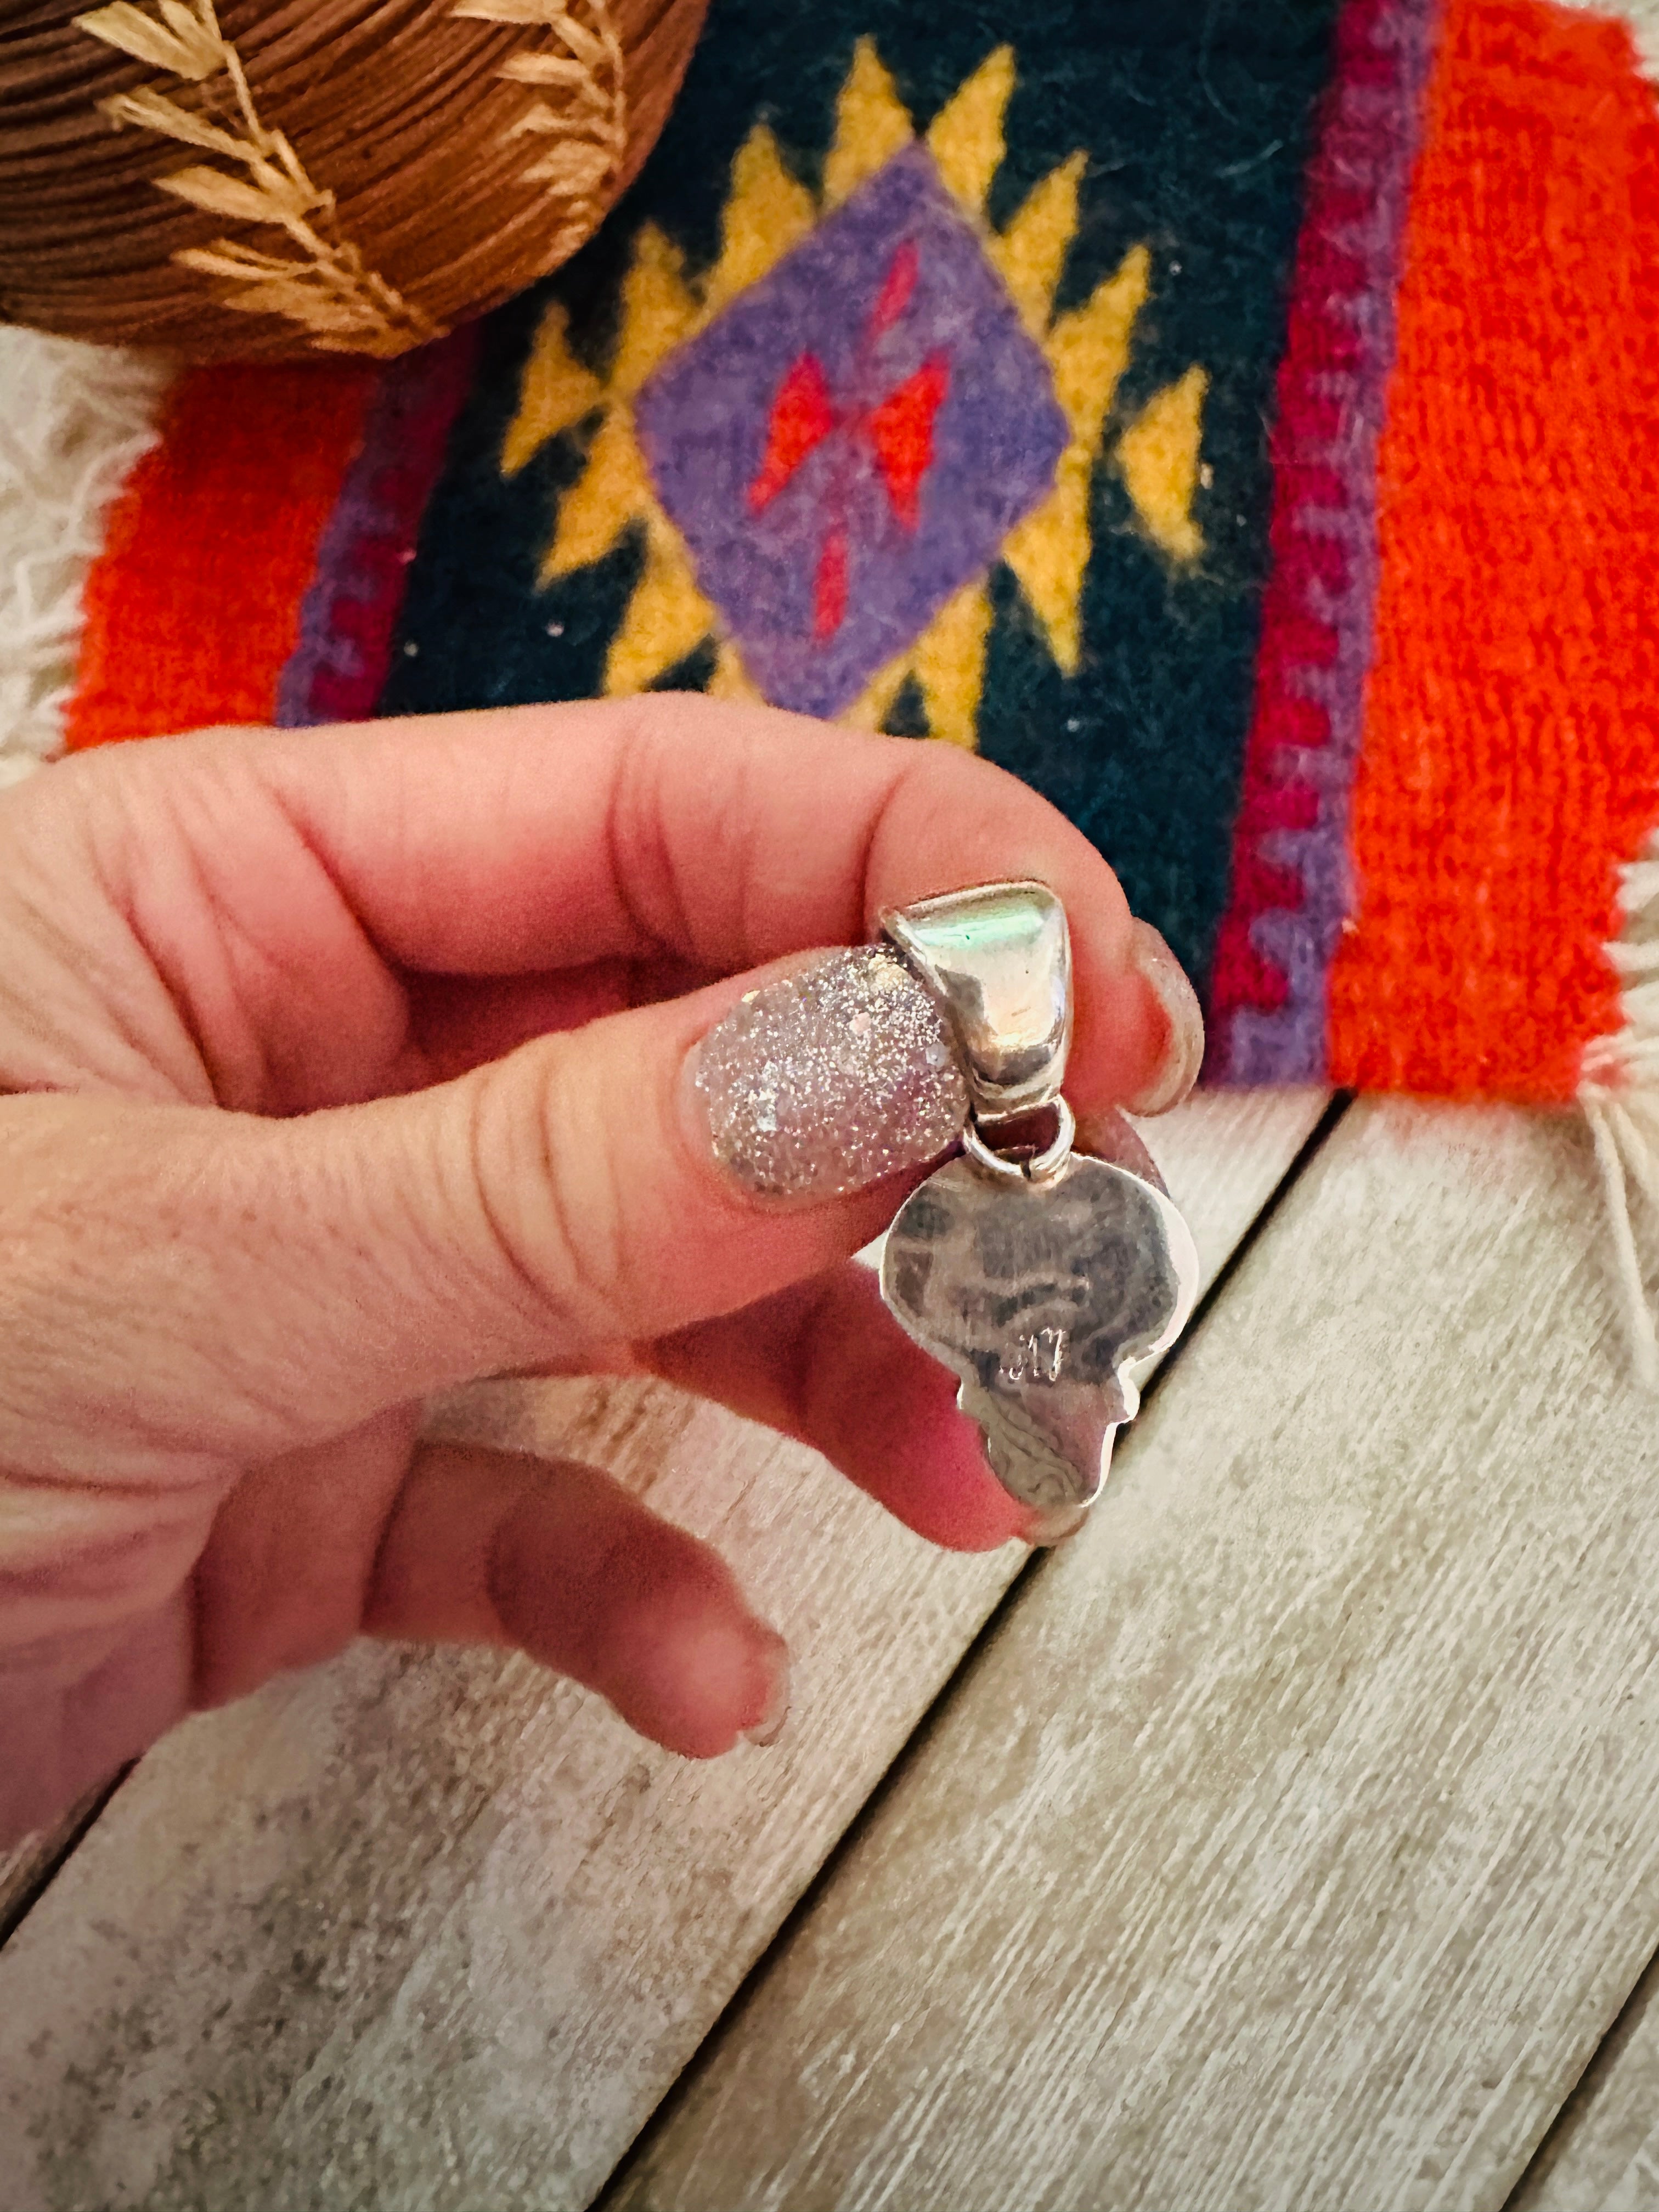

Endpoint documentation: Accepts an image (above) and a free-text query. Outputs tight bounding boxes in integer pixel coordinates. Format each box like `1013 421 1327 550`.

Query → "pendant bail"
880 881 1073 1122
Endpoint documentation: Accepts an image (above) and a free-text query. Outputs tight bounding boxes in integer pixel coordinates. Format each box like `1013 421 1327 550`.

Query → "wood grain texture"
612 1101 1659 2212
0 1090 1325 2212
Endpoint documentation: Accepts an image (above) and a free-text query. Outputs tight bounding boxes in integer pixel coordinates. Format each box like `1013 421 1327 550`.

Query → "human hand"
0 697 1201 1843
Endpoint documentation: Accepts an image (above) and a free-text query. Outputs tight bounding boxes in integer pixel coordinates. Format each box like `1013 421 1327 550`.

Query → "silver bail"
880 881 1072 1121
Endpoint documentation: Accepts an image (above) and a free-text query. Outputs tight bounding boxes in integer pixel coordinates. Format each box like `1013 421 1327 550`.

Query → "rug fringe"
0 330 170 788
1581 827 1659 1385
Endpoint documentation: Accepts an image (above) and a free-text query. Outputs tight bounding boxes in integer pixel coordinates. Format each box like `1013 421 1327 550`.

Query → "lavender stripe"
1226 0 1440 1086
274 330 472 728
274 384 391 729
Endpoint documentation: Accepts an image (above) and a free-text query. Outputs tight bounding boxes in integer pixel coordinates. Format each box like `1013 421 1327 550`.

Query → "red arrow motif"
748 352 834 514
867 353 949 531
746 241 950 640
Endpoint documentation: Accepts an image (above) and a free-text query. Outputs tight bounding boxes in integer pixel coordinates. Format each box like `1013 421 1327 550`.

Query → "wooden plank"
611 1100 1659 2212
0 1090 1327 2212
1510 1953 1659 2209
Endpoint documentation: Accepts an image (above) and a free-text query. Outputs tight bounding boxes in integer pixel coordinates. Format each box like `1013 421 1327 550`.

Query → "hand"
0 697 1201 1843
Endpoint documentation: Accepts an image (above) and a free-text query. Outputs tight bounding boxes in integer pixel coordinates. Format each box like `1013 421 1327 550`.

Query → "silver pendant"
878 884 1199 1542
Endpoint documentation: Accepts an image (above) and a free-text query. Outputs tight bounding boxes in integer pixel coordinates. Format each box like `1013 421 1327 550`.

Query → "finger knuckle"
465 1041 637 1349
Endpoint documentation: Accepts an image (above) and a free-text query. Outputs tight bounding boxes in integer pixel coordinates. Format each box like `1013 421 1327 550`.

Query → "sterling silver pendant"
878 884 1200 1542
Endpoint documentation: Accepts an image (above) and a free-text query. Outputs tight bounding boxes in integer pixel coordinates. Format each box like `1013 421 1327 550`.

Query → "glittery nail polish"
693 946 969 1201
1123 919 1205 1116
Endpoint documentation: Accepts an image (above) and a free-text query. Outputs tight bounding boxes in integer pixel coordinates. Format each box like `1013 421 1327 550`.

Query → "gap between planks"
0 1088 1330 2212
1507 1933 1659 2208
590 1090 1351 2199
0 1784 118 1953
607 1098 1659 2212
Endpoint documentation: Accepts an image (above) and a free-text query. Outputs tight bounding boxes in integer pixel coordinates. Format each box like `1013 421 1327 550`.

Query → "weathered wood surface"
612 1101 1659 2212
1513 1953 1659 2209
0 1090 1327 2212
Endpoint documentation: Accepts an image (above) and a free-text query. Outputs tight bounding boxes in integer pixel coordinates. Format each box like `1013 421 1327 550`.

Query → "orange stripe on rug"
66 364 377 751
1327 0 1659 1102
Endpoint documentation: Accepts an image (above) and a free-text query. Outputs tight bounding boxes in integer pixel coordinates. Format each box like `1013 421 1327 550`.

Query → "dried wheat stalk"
452 0 627 250
74 0 441 356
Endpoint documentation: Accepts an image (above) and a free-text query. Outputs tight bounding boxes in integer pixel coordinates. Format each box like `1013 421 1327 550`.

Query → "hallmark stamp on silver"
1001 1327 1067 1386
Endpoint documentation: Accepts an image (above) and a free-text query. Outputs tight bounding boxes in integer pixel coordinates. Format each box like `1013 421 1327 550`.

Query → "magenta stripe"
1212 0 1438 1085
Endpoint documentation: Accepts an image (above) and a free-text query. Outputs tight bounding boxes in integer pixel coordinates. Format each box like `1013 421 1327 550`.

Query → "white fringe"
0 329 171 788
1567 8 1659 1380
1555 1 1659 88
1581 828 1659 1387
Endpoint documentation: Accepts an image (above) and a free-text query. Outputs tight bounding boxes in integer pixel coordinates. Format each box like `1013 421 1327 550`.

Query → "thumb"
2 948 969 1477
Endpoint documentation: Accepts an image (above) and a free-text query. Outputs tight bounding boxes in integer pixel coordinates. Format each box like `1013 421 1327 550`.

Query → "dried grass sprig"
75 0 441 355
453 0 627 250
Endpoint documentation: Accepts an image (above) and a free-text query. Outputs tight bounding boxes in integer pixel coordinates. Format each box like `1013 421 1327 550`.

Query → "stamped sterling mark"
881 1148 1197 1541
878 882 1200 1542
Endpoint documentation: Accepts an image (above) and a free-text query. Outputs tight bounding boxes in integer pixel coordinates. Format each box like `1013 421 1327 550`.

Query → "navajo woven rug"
20 0 1659 1131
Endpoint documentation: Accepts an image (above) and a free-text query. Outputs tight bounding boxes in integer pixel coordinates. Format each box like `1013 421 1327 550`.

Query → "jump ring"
961 1096 1075 1186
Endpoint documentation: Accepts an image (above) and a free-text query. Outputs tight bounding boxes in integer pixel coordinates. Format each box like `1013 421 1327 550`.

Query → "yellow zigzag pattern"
502 38 1208 742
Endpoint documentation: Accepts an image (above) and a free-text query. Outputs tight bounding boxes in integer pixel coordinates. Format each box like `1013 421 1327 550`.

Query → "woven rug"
6 0 1659 1146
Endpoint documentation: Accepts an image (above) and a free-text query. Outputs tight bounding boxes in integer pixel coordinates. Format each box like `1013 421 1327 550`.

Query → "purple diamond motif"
633 143 1070 720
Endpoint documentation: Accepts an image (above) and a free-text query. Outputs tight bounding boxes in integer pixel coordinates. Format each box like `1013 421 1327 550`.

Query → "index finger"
140 695 1174 1109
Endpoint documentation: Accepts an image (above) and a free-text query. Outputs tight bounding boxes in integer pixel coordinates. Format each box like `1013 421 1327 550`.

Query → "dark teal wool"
382 0 1339 995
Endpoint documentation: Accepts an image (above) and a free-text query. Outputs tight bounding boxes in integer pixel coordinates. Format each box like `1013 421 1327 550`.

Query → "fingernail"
1022 1500 1091 1548
1122 920 1205 1116
693 947 969 1202
743 1643 791 1748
